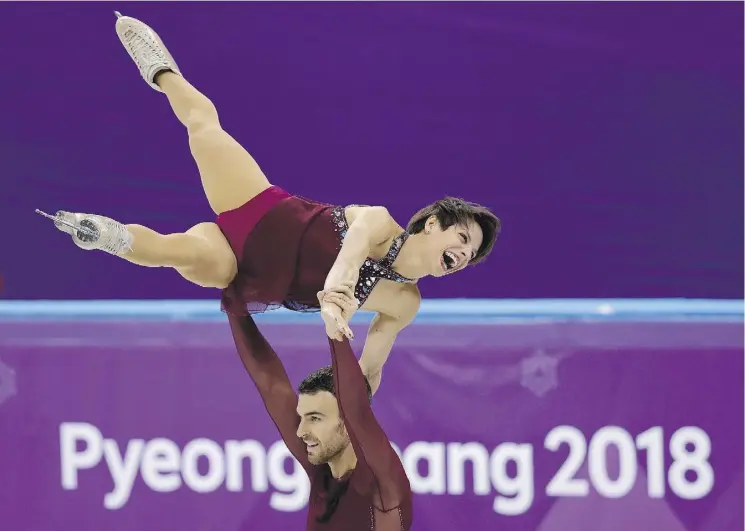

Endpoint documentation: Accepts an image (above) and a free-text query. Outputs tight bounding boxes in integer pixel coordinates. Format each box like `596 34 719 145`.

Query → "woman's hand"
318 281 359 323
320 301 354 341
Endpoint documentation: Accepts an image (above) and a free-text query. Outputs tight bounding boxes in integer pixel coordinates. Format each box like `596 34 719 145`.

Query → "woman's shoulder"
343 205 403 239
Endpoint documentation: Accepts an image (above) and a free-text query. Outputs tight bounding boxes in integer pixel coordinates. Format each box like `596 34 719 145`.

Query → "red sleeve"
228 315 310 471
328 338 409 510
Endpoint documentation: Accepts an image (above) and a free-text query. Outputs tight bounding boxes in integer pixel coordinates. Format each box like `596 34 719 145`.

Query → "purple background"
0 317 742 531
1 2 743 301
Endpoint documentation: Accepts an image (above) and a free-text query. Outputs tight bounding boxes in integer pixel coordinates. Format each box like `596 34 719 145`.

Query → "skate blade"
35 209 98 238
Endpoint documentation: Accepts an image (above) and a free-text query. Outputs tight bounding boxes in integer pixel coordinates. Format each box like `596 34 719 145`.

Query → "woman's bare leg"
122 222 236 288
44 209 237 288
116 15 272 215
43 15 255 288
156 72 271 215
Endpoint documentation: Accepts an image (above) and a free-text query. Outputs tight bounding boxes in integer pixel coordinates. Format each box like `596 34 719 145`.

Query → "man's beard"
310 425 350 465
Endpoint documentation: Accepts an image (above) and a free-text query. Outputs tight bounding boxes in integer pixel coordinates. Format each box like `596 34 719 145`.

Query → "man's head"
296 366 372 465
407 197 500 277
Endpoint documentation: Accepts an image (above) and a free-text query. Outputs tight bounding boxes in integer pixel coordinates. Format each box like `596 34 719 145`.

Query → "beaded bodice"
330 207 416 306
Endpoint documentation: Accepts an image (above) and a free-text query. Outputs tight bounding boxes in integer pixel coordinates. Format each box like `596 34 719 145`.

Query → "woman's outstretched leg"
120 221 237 287
115 14 272 215
41 210 236 288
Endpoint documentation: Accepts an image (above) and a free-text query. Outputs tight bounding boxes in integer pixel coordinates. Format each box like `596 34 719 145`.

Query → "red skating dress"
215 186 414 315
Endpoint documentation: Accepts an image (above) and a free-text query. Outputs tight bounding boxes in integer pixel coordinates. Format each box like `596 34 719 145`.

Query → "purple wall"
0 313 742 531
1 2 742 301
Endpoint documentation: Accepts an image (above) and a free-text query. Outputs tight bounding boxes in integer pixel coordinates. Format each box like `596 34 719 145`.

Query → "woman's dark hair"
407 197 501 264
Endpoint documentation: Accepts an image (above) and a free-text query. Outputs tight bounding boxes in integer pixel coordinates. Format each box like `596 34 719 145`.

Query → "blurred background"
0 2 742 531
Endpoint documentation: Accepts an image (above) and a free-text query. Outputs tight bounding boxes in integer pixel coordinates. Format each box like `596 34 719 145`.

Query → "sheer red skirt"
215 186 344 315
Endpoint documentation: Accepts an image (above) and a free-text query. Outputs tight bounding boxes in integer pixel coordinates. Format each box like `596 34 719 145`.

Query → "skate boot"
36 210 134 255
114 11 182 92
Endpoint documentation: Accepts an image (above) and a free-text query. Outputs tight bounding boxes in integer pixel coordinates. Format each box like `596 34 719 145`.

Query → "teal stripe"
0 299 741 323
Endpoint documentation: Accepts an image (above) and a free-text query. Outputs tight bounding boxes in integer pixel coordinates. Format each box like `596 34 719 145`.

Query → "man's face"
296 391 350 465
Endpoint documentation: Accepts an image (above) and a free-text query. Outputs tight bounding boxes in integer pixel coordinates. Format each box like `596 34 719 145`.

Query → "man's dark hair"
406 197 501 264
298 365 372 403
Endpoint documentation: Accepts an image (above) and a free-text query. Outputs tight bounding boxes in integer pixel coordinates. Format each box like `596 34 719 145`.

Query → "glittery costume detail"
330 207 416 307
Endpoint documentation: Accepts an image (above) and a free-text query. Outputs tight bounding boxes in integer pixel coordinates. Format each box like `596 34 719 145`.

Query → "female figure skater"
39 13 500 393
